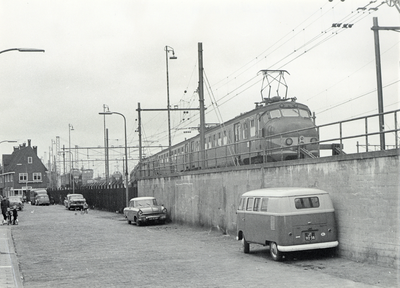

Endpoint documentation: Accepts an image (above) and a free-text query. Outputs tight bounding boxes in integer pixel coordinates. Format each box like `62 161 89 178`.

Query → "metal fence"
47 184 138 213
136 109 399 178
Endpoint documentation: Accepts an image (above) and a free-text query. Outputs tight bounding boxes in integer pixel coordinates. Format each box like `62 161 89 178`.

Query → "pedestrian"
11 205 18 225
1 196 10 224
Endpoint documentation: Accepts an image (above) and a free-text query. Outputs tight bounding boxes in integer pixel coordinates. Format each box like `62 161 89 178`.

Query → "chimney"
33 146 38 155
28 139 31 147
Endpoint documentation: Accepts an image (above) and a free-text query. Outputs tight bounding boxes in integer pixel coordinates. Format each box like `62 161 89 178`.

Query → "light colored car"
123 196 167 226
8 196 24 211
64 194 86 210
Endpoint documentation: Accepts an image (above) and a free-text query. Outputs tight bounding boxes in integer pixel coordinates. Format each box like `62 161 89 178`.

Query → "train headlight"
285 138 293 146
310 138 318 143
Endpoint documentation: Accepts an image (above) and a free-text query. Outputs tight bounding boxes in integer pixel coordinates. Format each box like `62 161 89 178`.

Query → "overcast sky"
0 0 399 176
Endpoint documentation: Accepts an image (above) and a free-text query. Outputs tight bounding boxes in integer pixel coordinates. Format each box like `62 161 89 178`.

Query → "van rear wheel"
270 242 282 261
242 237 250 254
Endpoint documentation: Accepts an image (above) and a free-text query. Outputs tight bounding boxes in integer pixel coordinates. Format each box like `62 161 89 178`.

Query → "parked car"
35 194 50 206
8 196 24 211
64 194 86 210
123 196 167 226
30 189 47 205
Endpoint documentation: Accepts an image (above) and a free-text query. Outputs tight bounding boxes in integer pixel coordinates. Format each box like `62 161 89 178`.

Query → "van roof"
129 196 155 201
241 187 329 198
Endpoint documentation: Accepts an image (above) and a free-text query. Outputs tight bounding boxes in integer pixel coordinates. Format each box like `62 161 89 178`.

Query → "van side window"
238 198 244 210
295 197 320 209
253 198 261 211
260 198 268 211
246 198 254 211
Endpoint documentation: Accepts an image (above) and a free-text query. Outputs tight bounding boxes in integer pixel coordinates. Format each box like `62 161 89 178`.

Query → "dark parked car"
123 196 167 226
35 194 50 205
8 196 24 211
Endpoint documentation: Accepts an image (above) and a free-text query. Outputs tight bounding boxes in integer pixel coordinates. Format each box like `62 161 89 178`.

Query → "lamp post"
0 140 17 144
164 46 177 167
68 124 74 187
0 48 45 54
59 151 75 193
99 111 129 207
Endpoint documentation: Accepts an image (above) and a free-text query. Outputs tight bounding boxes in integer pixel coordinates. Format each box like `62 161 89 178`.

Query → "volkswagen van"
236 187 338 261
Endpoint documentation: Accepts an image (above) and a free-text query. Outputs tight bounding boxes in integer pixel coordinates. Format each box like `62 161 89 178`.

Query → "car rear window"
294 197 320 209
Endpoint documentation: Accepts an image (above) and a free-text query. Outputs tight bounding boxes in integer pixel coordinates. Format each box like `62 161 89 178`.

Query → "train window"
217 133 222 146
299 109 311 118
250 119 255 137
234 123 240 142
223 131 227 145
281 108 301 117
270 110 281 119
243 122 248 139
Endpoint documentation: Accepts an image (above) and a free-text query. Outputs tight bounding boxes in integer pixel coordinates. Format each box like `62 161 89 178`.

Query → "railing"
136 109 399 178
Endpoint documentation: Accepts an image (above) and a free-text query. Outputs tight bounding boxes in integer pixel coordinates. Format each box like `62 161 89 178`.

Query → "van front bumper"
278 241 339 252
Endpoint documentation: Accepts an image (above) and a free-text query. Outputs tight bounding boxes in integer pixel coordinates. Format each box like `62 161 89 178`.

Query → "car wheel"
270 242 282 261
135 217 141 226
127 220 131 224
242 237 250 254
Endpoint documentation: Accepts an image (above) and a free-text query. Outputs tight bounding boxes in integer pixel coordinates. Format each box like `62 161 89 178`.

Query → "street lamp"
0 48 45 54
68 124 74 187
165 46 177 167
64 151 75 194
0 140 17 144
99 111 129 207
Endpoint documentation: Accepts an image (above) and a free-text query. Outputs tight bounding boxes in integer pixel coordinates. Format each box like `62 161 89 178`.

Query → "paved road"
10 204 398 288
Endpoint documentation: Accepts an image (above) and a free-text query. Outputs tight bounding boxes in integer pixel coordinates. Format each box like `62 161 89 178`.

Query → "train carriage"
136 70 319 178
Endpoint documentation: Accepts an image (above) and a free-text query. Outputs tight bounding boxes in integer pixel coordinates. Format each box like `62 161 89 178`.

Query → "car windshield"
70 195 84 199
135 199 157 207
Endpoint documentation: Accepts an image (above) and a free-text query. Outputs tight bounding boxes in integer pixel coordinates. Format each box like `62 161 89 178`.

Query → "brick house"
0 139 48 197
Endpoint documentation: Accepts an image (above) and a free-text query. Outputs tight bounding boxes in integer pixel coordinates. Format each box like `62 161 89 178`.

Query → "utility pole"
198 42 206 169
371 17 400 150
137 102 142 163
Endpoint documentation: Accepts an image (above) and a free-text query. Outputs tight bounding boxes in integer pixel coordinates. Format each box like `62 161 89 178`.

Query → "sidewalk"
0 224 23 288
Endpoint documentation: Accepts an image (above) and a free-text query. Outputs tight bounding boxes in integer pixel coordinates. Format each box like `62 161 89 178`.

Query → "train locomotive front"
259 98 319 161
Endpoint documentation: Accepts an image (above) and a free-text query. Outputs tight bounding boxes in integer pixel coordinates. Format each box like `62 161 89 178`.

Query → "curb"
0 225 24 288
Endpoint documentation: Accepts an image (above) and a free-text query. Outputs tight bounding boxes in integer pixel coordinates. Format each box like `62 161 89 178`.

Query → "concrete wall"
138 149 400 268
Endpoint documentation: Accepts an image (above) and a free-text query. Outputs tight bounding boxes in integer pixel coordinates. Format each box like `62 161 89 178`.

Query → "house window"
28 157 33 164
19 173 28 182
33 173 42 182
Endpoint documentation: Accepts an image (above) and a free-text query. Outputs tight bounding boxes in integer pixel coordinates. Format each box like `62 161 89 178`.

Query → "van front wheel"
242 238 250 254
270 242 282 261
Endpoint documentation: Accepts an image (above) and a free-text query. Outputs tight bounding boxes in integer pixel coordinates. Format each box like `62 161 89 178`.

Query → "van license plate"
304 232 316 241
